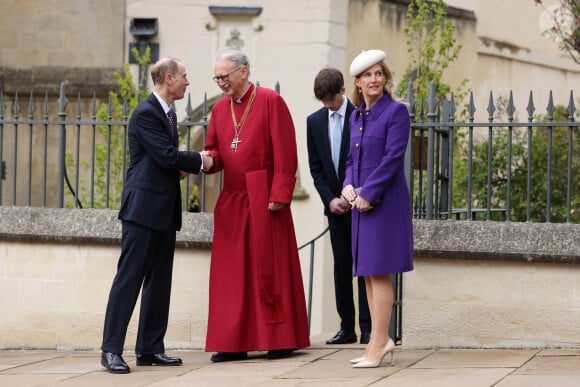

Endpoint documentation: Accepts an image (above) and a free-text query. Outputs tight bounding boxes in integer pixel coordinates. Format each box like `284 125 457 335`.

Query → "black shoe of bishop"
326 330 357 344
210 352 249 362
267 348 296 359
101 351 130 374
136 353 182 366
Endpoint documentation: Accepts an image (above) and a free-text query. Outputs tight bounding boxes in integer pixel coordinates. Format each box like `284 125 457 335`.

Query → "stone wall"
0 207 213 350
0 0 125 68
1 206 579 350
409 220 580 349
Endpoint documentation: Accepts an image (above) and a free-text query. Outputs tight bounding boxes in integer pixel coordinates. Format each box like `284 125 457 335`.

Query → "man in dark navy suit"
100 57 213 374
306 68 371 345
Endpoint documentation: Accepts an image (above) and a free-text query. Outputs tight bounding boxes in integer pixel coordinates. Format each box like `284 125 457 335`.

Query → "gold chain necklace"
229 86 257 151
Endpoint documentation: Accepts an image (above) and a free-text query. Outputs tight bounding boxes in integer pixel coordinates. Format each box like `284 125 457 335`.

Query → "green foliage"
397 0 469 107
65 47 150 209
399 0 471 215
187 183 201 212
452 105 579 222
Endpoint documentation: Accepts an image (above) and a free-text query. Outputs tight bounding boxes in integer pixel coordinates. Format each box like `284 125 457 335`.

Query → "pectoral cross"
230 135 242 151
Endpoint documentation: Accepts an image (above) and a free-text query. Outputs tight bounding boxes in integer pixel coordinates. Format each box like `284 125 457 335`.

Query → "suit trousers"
328 212 371 333
101 220 176 355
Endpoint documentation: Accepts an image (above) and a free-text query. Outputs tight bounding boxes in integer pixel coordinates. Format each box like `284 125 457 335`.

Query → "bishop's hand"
268 202 287 211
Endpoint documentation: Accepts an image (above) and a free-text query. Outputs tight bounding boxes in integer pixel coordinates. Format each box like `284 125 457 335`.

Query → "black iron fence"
406 82 579 223
0 81 578 222
0 82 214 212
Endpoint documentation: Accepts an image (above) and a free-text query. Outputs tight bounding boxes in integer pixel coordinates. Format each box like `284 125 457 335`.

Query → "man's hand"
179 170 189 179
200 150 214 173
329 197 350 215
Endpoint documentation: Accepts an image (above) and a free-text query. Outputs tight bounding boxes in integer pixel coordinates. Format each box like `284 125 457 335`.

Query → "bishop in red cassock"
203 49 310 362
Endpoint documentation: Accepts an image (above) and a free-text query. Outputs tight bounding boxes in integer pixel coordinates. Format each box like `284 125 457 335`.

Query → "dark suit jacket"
306 99 355 216
118 93 202 232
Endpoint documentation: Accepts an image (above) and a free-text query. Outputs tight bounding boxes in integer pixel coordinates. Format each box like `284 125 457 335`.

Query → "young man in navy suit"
101 58 213 374
306 68 371 345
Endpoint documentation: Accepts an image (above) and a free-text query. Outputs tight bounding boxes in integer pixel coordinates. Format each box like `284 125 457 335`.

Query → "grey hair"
215 49 251 76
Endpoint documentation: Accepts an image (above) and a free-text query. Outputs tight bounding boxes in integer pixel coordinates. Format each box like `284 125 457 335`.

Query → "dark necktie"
167 109 177 139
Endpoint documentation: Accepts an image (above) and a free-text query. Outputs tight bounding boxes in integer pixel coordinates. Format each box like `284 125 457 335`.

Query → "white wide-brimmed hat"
349 49 386 77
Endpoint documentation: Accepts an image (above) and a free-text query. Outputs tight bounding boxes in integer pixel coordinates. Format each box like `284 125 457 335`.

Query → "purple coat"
344 93 414 276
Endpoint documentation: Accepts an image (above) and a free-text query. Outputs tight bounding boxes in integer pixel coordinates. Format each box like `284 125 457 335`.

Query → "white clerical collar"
234 83 252 104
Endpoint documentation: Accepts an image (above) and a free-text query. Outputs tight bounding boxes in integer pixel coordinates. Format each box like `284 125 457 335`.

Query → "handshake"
200 150 214 173
179 150 214 179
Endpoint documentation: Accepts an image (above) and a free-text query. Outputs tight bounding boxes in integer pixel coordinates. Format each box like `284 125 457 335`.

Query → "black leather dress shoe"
101 351 130 374
326 330 357 344
136 353 182 366
360 331 371 344
266 348 296 359
210 352 248 362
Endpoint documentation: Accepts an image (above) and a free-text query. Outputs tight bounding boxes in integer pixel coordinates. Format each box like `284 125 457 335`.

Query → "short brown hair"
313 68 344 101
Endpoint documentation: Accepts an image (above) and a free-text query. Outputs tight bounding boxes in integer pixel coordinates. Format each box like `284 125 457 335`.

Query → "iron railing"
0 82 213 211
297 226 328 333
0 81 578 223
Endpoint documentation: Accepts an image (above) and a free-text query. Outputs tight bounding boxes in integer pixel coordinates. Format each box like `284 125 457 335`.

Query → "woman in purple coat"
341 50 414 368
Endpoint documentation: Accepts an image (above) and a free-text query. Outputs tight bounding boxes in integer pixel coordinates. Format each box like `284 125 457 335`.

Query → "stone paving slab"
409 349 538 368
2 346 580 386
512 353 580 375
372 367 515 387
537 349 580 356
495 374 580 387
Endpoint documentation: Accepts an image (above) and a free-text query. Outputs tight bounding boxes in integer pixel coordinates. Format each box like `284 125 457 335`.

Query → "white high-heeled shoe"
350 356 365 364
352 338 395 368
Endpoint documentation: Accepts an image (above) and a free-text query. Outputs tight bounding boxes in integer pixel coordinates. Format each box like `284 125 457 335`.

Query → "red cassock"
204 83 310 352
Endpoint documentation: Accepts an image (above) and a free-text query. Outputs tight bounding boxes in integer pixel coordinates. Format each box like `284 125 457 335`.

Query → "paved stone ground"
1 337 580 386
